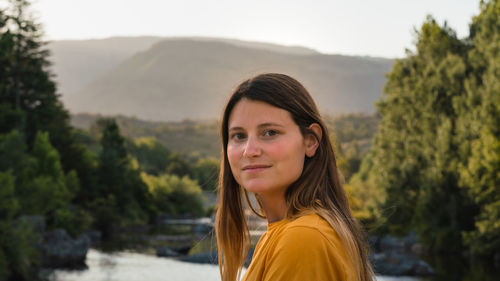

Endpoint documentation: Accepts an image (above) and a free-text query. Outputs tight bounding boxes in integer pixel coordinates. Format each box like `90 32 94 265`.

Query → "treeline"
71 112 380 180
72 113 221 158
80 118 219 192
349 0 500 260
325 113 380 181
0 1 216 280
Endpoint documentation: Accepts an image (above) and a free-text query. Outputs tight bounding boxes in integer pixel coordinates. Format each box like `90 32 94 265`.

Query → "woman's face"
227 99 307 197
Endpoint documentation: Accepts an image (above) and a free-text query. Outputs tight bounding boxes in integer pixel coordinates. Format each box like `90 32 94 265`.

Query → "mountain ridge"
48 37 393 122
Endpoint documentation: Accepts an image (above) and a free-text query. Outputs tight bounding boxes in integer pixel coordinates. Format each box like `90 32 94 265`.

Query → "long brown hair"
215 73 374 281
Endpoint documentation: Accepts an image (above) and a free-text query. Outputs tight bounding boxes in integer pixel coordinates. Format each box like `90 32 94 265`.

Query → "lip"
242 164 272 171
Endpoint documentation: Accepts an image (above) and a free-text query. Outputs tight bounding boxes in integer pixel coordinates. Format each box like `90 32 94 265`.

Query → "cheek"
268 140 306 172
227 145 240 165
226 145 242 178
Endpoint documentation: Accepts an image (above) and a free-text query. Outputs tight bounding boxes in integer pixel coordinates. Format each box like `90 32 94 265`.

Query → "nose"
243 136 261 158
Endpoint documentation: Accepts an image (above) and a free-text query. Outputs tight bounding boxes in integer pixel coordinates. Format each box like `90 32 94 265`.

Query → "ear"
304 123 322 158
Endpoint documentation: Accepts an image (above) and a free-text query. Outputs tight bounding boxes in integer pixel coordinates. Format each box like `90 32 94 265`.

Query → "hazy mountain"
48 36 319 99
194 37 319 55
52 37 393 121
48 36 166 98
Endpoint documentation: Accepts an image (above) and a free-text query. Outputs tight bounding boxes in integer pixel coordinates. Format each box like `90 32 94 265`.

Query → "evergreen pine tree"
363 17 477 251
96 118 152 230
0 0 97 208
458 0 500 257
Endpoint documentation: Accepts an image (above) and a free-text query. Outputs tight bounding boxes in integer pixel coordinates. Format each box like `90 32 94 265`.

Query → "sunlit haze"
12 0 480 58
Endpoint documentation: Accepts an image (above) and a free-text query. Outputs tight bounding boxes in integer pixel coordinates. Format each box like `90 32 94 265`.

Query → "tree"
192 157 219 191
166 152 193 178
359 17 477 252
96 118 153 228
20 132 73 225
126 137 171 175
0 171 18 222
353 1 500 259
458 0 500 257
0 0 97 209
98 118 128 199
0 0 64 142
0 160 40 281
142 173 205 217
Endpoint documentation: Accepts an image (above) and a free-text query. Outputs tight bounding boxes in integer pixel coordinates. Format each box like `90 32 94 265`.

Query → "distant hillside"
196 37 319 55
62 38 392 121
48 36 165 99
72 113 220 158
48 36 319 101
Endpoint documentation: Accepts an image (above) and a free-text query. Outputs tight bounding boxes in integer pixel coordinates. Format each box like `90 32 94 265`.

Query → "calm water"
47 249 420 281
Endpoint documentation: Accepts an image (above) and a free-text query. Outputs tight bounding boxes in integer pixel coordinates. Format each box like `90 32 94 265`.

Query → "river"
46 249 421 281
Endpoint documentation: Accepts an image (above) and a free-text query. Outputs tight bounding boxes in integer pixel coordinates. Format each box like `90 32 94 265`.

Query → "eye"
230 132 246 141
263 129 278 137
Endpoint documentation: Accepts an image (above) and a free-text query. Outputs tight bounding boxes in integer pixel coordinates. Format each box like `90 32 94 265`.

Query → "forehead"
228 99 294 128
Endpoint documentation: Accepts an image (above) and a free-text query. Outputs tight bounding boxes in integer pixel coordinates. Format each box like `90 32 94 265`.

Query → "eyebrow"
228 122 285 132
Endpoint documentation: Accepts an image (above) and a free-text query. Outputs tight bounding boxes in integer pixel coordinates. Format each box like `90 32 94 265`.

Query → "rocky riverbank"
20 215 91 269
156 231 435 277
26 213 434 277
369 232 434 276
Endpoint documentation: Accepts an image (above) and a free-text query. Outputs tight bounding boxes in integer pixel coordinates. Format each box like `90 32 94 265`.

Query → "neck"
256 192 287 223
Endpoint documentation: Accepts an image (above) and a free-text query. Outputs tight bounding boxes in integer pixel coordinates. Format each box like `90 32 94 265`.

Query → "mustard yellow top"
241 213 356 281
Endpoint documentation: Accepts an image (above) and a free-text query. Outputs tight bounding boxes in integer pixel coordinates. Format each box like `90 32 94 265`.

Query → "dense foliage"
142 173 205 217
0 1 211 280
0 1 82 279
352 0 500 258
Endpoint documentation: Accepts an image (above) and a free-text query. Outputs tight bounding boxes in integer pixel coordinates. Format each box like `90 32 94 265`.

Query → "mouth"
242 164 272 172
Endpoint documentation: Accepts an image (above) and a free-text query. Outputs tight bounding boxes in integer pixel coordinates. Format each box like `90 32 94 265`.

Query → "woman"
215 73 374 281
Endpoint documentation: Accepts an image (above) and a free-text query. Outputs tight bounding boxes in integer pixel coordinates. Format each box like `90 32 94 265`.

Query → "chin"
242 180 273 194
243 181 288 197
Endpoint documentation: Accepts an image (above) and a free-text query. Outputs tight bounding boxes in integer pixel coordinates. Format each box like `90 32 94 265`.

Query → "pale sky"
10 0 481 58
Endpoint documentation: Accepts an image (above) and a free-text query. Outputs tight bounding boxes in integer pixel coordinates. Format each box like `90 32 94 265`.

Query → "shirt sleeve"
262 226 349 281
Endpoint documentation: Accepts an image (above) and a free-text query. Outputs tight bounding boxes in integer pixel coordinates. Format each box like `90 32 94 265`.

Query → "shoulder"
286 212 325 229
262 213 353 280
277 213 341 251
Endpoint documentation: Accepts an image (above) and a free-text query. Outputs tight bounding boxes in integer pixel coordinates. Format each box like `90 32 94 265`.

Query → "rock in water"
369 232 435 276
41 229 90 268
156 246 181 257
